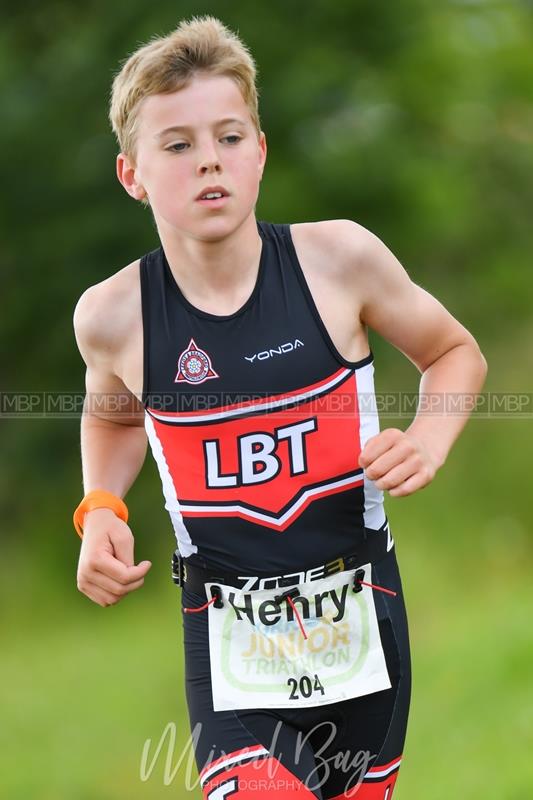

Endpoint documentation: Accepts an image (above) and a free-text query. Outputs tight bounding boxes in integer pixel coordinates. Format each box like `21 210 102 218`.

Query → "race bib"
207 564 391 711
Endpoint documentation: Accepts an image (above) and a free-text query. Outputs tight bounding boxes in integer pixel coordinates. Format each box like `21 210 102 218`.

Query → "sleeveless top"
139 220 391 574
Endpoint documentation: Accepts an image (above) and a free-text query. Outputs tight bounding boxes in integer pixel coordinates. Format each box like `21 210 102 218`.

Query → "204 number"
287 673 325 700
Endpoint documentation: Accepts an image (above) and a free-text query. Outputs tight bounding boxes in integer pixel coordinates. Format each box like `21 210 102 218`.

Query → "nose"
197 142 222 175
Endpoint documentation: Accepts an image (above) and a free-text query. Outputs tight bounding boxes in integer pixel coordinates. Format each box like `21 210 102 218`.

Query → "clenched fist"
359 427 439 498
77 508 152 607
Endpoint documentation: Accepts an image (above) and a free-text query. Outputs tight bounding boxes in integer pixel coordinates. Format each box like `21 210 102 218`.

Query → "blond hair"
109 15 261 204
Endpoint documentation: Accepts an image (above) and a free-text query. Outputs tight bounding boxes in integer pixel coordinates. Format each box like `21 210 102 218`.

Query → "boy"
73 15 487 800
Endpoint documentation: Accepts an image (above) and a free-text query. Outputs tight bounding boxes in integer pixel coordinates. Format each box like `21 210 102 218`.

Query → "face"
117 73 267 240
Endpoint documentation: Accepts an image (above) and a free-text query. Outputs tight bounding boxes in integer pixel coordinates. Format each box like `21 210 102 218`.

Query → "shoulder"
291 217 371 243
73 258 141 362
292 218 418 322
289 218 377 278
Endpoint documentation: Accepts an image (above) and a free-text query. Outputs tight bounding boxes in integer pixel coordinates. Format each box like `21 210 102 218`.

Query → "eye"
166 135 242 153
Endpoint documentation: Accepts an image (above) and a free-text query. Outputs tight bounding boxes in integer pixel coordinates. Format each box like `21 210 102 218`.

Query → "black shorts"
180 543 411 799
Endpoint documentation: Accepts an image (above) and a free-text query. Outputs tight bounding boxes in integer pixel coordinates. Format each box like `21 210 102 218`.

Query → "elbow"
468 338 488 386
480 350 489 388
471 337 488 376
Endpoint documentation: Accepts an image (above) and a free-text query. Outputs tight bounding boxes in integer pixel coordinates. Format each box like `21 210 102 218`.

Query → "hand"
358 427 438 498
76 508 152 607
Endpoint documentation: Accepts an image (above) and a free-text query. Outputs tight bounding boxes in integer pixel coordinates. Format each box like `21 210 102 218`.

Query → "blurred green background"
1 0 532 798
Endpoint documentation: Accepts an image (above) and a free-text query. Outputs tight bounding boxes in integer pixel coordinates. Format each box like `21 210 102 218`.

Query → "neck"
156 213 263 313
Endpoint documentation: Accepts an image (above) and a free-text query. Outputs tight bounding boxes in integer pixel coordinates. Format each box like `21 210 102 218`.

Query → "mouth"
196 195 230 208
195 186 230 207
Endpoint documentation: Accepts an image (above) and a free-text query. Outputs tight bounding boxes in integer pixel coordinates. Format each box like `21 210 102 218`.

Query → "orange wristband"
73 490 129 539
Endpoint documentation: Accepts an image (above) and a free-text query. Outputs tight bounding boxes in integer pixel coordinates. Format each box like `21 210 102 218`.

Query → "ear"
116 153 147 201
258 131 267 180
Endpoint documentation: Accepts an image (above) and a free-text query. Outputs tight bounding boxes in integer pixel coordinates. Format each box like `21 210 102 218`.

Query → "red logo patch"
175 338 219 385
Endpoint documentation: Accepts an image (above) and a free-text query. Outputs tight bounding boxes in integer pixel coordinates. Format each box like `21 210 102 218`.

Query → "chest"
118 227 368 402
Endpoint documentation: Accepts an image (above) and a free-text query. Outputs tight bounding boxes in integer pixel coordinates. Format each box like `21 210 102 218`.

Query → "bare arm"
73 285 152 606
341 221 488 496
81 409 148 495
